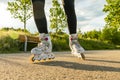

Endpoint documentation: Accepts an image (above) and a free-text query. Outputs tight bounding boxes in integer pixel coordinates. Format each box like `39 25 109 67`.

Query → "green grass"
79 39 118 50
0 30 119 53
51 34 120 51
0 35 19 53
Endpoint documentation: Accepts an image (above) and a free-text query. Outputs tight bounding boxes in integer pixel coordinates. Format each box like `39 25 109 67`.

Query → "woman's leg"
62 0 77 34
62 0 85 59
32 0 48 33
30 0 54 62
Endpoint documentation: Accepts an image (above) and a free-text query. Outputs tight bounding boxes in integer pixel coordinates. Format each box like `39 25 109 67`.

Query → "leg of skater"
62 0 85 59
30 0 55 62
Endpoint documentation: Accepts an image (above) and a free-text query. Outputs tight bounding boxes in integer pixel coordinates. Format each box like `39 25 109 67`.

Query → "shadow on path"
86 58 120 64
36 60 120 72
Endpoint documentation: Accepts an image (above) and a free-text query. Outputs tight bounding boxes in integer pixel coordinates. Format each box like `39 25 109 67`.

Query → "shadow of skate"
36 60 120 72
86 58 120 64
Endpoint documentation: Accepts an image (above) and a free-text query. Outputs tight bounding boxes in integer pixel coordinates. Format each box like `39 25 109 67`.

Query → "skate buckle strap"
41 37 48 41
71 37 77 40
44 37 48 41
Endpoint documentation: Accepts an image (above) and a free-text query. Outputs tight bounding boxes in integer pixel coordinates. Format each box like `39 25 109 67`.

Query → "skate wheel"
81 53 85 60
43 59 46 60
41 59 46 62
48 58 51 60
48 58 52 60
39 59 46 62
48 56 55 60
29 54 35 63
38 60 41 61
51 57 55 60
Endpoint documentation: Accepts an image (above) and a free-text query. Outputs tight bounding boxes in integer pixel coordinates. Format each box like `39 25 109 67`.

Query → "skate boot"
29 33 55 63
69 34 85 60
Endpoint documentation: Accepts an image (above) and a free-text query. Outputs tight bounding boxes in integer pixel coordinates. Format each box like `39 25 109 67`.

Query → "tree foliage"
103 0 120 28
102 0 120 44
49 0 67 33
101 26 120 44
7 0 32 31
83 30 101 40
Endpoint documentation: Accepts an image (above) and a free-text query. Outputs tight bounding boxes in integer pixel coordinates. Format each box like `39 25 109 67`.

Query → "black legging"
32 0 77 34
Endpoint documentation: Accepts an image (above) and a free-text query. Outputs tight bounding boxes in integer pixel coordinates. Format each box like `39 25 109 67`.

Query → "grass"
0 35 19 53
0 29 119 53
79 39 118 50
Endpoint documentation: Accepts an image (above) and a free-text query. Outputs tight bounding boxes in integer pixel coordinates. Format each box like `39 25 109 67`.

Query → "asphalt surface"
0 50 120 80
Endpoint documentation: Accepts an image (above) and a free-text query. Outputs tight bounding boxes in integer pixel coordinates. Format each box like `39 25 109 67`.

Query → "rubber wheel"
29 54 35 63
81 53 85 60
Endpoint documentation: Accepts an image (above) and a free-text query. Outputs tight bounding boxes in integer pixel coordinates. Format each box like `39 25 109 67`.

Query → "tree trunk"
24 3 27 52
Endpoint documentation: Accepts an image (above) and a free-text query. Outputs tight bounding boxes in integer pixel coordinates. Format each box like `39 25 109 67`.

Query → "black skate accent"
29 54 35 63
80 53 85 60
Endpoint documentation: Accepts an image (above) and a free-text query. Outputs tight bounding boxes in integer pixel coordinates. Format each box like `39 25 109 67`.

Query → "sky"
0 0 107 33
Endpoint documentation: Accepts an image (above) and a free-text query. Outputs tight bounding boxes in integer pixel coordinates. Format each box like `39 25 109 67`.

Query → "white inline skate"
69 34 85 60
29 33 55 63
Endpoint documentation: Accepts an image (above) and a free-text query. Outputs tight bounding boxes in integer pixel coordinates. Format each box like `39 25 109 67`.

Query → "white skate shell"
29 33 55 63
71 44 85 60
69 34 85 60
30 47 55 63
29 53 55 63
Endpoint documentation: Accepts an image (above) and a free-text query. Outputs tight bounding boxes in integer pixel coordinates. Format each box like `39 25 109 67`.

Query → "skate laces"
70 36 83 52
38 37 51 53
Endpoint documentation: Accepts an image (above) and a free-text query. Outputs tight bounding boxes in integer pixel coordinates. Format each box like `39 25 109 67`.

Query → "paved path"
0 50 120 80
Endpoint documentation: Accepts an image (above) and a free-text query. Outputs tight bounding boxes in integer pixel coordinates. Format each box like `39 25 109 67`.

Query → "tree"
102 0 120 44
101 26 120 44
83 30 101 40
7 0 32 52
103 0 120 29
49 0 67 34
7 0 32 31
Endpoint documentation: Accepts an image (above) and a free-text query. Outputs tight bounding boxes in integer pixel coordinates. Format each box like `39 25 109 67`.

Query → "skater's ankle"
39 33 49 40
38 33 52 51
69 34 78 41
